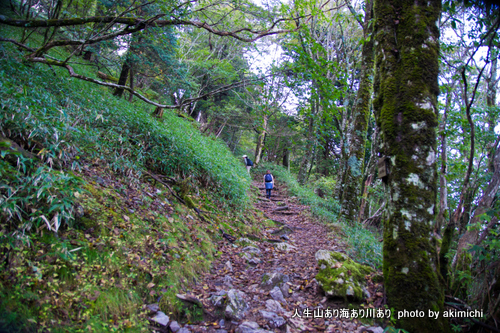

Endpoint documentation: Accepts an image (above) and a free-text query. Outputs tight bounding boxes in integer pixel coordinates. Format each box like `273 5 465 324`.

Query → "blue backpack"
265 174 272 182
247 158 253 166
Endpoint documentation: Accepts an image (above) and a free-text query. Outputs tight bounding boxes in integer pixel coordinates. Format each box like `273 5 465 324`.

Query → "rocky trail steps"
148 180 386 333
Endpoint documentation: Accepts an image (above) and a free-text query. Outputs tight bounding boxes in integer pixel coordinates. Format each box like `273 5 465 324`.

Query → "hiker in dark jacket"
264 170 274 199
242 155 253 173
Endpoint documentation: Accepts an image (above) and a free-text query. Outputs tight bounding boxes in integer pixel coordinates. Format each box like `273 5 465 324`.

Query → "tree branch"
345 0 364 29
0 15 300 43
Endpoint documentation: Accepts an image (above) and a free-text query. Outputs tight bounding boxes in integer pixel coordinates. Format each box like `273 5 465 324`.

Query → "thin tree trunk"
339 0 374 224
254 115 268 165
435 86 453 234
153 106 164 118
113 58 131 97
128 67 134 102
306 147 315 181
373 1 448 332
334 120 349 200
358 125 379 222
215 119 227 139
358 174 373 223
298 110 315 185
283 149 290 171
487 47 498 173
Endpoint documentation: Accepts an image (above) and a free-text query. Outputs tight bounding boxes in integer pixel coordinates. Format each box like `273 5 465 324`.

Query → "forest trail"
179 179 383 333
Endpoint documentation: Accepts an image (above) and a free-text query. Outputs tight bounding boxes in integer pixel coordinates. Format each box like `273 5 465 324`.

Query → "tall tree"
339 0 374 224
373 0 448 331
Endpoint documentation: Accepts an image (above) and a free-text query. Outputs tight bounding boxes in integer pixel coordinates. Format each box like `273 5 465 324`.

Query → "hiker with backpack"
242 155 253 173
264 170 274 199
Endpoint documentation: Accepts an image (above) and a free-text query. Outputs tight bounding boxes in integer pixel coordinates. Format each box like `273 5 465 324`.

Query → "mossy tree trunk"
373 0 448 332
339 0 374 224
486 46 498 173
358 125 379 223
113 57 131 97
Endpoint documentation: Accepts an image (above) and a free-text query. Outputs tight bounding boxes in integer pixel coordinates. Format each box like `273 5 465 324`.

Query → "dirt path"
180 180 380 333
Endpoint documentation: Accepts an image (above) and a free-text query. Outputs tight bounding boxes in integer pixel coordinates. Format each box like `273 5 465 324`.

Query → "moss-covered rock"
315 250 373 302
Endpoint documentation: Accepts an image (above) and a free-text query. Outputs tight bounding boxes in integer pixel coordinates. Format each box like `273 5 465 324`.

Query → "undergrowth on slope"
0 32 250 215
0 169 262 331
0 27 259 331
256 163 382 268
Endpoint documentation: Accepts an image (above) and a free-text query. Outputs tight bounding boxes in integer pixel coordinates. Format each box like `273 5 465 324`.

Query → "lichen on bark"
340 0 375 224
373 0 449 331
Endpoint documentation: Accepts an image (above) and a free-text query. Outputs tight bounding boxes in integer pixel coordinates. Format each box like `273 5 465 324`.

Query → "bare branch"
0 37 36 51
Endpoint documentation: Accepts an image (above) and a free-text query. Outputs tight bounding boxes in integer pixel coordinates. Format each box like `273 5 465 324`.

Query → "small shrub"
0 156 84 235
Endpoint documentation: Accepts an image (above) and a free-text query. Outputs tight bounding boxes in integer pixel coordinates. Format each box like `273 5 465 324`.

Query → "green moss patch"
315 250 373 302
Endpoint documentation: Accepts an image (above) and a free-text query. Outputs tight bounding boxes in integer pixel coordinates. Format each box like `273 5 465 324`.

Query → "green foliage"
0 156 84 235
311 176 337 198
341 222 382 269
0 178 224 331
0 39 250 209
0 28 258 330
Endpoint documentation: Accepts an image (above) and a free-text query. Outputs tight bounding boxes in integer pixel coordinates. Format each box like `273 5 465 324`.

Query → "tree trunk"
358 125 379 223
334 120 349 200
435 86 453 234
373 1 448 332
339 0 374 224
298 113 315 185
283 149 290 171
487 47 498 173
113 58 131 97
318 141 331 177
153 106 164 118
254 115 268 165
358 174 373 223
128 67 134 102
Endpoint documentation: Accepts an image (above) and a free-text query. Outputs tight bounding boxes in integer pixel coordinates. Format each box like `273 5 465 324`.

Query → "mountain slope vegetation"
0 30 264 332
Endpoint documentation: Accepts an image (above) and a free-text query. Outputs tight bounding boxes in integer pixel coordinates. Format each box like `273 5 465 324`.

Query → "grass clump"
341 222 382 268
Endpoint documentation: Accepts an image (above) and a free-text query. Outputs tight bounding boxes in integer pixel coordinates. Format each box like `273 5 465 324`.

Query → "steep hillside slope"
0 32 264 332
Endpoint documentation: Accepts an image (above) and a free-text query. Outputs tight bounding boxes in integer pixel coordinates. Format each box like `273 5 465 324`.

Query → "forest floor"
168 179 386 333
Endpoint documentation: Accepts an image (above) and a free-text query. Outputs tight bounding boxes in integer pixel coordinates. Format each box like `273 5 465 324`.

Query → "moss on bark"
340 0 375 223
373 0 448 331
